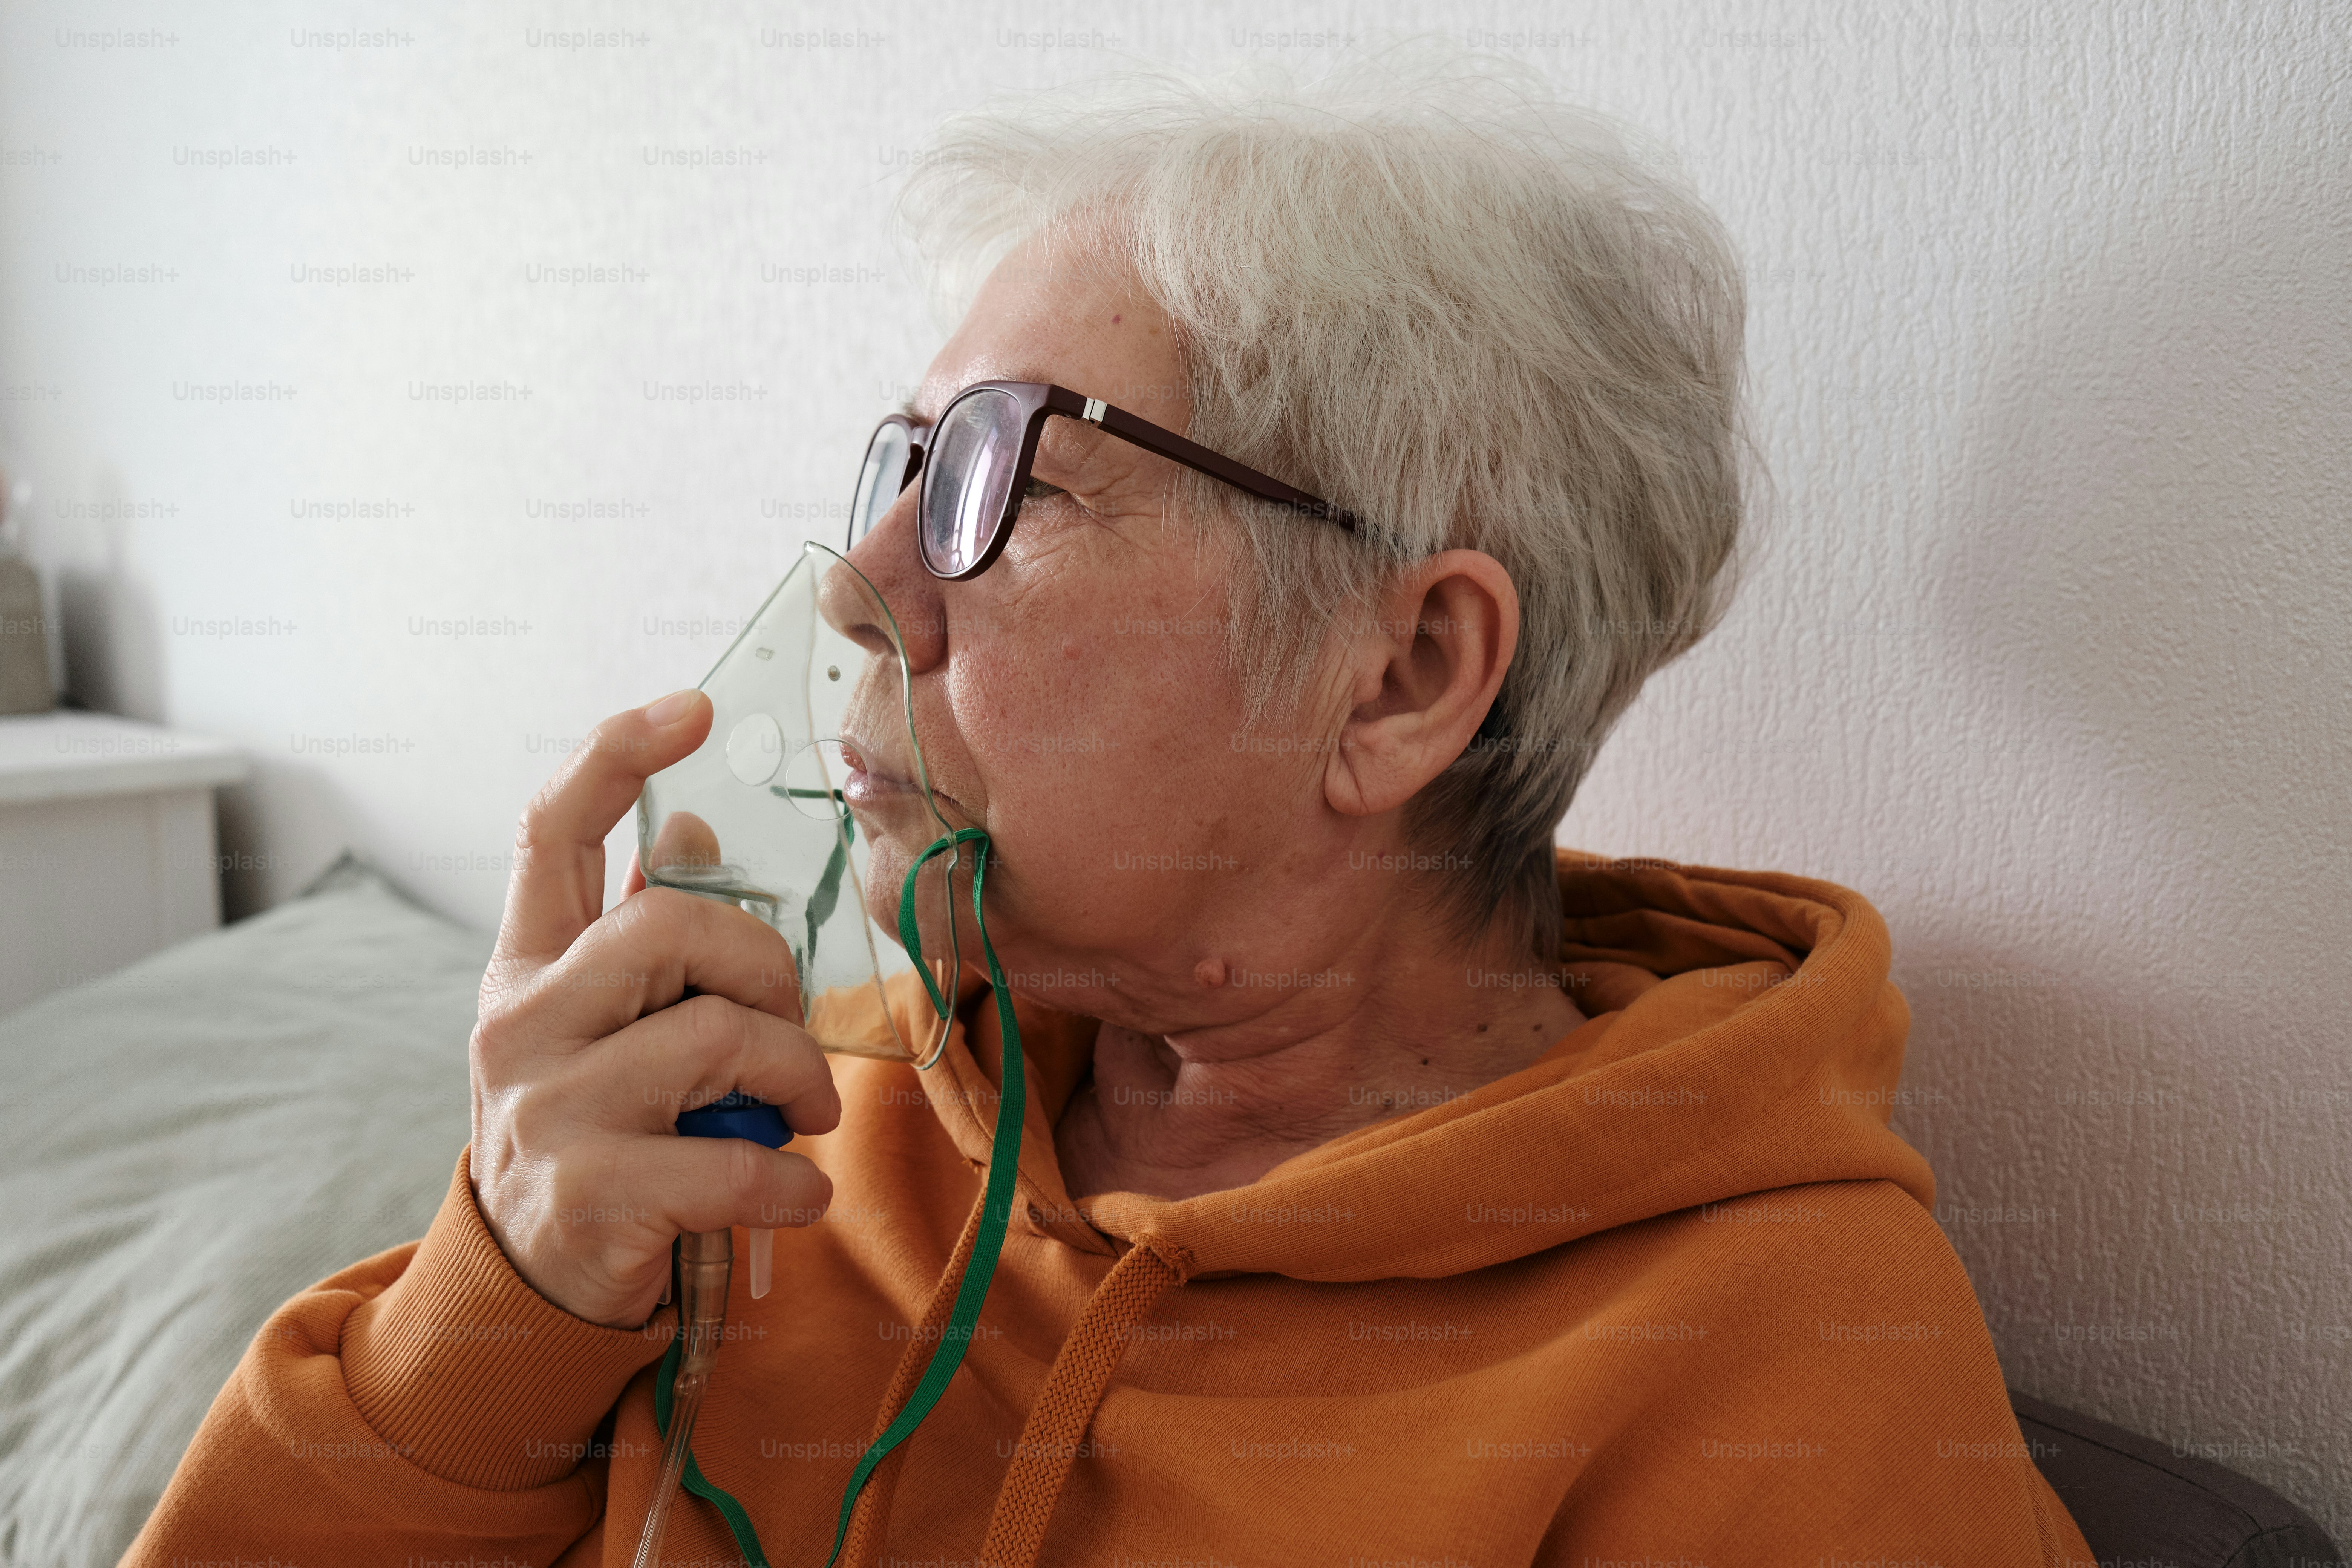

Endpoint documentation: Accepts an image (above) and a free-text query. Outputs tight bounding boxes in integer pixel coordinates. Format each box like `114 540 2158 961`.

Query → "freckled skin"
838 223 1585 1200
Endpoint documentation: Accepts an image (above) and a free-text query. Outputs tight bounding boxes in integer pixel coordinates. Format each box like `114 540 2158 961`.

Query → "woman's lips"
842 766 913 804
839 737 959 816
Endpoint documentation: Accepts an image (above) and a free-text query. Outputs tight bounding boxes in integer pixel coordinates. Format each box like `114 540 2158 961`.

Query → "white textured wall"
3 0 2345 1534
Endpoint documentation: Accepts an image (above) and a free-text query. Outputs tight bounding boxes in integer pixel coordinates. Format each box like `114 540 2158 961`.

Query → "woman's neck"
1052 922 1586 1202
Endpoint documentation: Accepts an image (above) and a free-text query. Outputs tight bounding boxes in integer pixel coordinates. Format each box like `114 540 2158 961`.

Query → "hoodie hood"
895 847 1931 1283
780 847 1955 1568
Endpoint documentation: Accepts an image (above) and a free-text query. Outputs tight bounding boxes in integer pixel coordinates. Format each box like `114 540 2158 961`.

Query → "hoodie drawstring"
977 1238 1187 1568
839 1187 991 1562
838 829 1188 1566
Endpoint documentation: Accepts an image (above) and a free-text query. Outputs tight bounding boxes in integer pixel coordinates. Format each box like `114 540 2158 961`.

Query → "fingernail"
645 689 697 725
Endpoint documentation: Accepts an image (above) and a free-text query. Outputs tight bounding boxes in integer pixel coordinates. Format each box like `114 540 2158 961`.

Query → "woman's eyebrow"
899 397 926 424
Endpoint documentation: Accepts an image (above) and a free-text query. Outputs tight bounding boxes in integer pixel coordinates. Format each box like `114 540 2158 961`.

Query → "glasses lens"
920 389 1023 576
850 421 913 548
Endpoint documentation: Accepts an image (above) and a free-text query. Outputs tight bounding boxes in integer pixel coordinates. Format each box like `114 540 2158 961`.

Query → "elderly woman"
128 54 2090 1568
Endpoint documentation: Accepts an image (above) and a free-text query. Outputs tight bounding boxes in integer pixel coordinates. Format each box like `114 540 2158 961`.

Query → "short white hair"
897 41 1753 953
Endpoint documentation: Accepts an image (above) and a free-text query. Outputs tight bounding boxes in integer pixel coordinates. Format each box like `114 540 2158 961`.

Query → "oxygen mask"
629 541 1020 1568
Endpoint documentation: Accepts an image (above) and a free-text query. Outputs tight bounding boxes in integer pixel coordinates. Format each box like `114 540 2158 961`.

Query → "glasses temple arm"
1087 404 1358 533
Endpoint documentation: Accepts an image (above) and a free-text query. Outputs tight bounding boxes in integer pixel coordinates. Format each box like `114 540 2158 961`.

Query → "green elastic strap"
651 828 1024 1568
820 828 1023 1565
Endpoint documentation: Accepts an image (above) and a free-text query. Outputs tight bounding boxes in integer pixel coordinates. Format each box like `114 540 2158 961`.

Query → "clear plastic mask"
635 540 973 1066
630 541 1032 1568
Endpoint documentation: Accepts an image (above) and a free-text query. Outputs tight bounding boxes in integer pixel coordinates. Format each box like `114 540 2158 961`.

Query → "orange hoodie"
125 852 2093 1567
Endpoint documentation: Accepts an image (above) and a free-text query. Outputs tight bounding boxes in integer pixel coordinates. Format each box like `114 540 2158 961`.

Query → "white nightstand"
0 710 250 1017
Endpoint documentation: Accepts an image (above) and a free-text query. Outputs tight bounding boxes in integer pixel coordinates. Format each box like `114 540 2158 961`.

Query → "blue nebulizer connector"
676 1091 789 1302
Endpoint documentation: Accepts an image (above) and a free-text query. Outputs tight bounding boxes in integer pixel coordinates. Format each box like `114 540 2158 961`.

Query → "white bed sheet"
0 859 488 1566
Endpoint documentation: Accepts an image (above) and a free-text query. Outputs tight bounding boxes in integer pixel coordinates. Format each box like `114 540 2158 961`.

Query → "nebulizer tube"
632 1227 732 1568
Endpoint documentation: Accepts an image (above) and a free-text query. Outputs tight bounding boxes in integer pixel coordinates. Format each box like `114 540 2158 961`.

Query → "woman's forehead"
907 239 1185 425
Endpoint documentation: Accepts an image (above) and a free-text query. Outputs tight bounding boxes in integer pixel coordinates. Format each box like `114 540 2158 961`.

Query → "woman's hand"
467 690 841 1328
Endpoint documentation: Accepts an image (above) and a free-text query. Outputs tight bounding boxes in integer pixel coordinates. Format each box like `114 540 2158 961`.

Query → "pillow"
0 857 488 1567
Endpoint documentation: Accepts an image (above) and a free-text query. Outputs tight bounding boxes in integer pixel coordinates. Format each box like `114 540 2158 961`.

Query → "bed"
0 858 484 1565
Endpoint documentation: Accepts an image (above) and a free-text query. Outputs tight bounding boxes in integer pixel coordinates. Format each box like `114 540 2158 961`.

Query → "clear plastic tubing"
632 1228 733 1568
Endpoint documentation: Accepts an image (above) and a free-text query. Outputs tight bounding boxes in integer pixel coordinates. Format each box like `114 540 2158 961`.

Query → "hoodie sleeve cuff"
340 1148 672 1492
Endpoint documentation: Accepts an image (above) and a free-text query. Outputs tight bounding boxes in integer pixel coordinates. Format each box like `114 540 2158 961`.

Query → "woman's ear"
1324 550 1519 818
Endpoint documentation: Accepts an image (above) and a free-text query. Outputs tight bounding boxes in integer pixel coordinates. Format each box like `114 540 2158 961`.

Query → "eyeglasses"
848 380 1357 580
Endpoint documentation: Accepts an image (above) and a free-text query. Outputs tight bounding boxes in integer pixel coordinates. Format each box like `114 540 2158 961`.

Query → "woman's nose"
828 485 948 674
